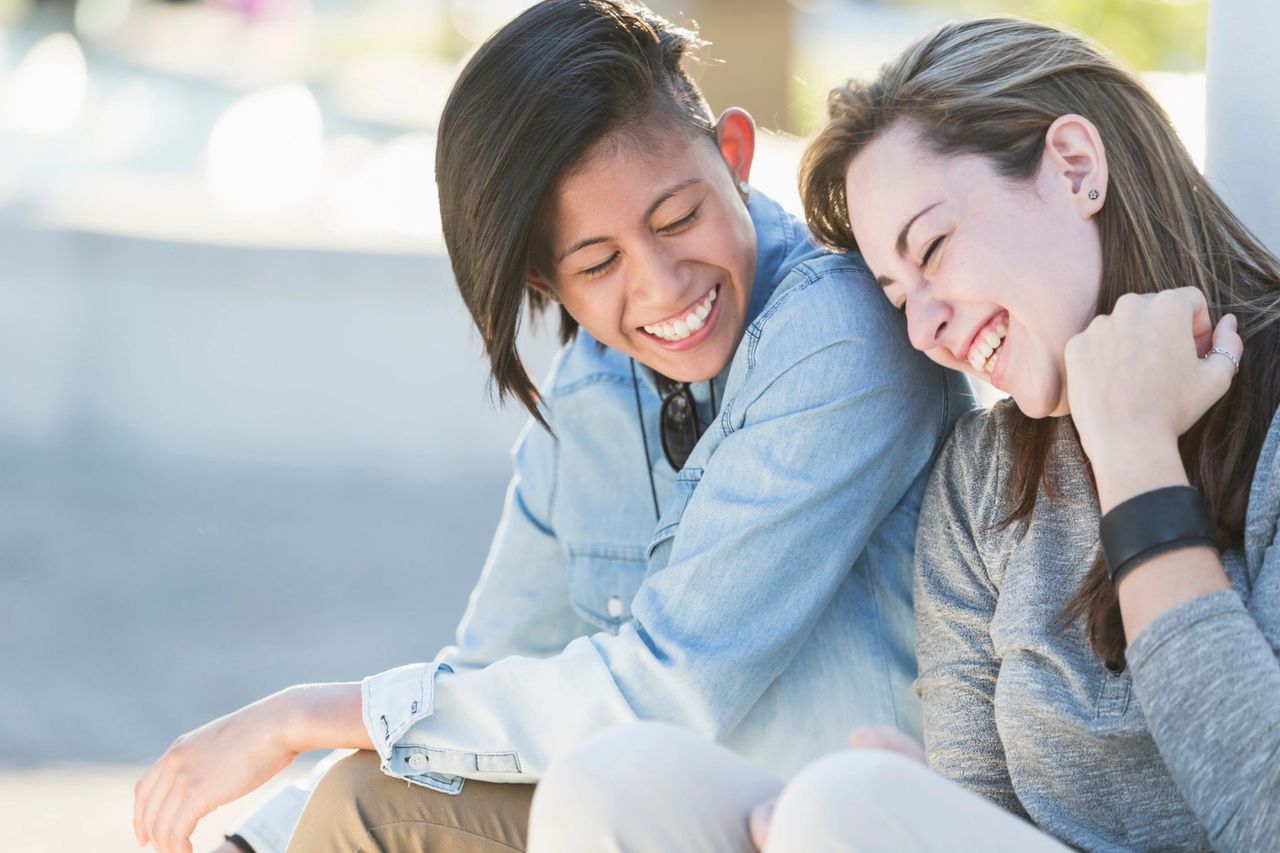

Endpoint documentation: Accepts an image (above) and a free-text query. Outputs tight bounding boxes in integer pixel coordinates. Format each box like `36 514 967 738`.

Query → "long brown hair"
436 0 713 427
800 17 1280 669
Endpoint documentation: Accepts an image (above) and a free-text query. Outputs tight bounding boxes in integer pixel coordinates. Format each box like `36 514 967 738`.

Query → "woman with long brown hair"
528 17 1280 852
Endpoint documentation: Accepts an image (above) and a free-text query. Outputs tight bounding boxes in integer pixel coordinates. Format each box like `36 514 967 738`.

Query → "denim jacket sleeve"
231 374 598 850
436 413 597 673
356 261 948 793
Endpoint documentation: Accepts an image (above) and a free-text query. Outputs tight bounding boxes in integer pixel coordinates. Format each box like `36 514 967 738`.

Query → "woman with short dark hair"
131 2 959 851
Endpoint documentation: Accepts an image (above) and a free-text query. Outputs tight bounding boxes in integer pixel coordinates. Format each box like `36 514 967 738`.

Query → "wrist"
275 682 368 753
1086 434 1187 513
270 686 315 755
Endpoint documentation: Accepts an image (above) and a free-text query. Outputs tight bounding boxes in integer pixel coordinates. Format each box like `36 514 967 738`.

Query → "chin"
1008 388 1052 419
663 353 728 384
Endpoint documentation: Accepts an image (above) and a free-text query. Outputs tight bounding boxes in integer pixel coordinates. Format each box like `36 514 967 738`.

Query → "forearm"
277 682 372 754
1126 591 1280 849
1090 436 1230 641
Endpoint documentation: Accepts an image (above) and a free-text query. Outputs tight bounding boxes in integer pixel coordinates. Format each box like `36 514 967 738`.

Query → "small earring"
1087 189 1099 200
738 180 750 200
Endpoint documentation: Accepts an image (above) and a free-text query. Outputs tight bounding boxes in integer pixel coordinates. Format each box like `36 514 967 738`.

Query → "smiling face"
535 118 757 383
844 121 1105 418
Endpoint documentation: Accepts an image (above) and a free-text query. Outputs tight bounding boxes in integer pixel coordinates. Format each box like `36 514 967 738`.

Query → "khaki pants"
287 751 535 852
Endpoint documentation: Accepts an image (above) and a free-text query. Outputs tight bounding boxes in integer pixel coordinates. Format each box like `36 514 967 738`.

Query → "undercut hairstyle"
801 18 1280 669
436 0 715 427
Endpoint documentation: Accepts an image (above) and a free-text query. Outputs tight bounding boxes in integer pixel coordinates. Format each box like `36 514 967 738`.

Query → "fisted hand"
1065 287 1242 466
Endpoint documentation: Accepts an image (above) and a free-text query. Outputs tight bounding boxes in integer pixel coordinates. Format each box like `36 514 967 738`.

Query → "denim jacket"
234 191 971 853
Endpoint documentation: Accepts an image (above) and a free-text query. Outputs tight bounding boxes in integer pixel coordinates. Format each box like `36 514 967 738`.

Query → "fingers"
1200 313 1243 397
1187 290 1216 357
140 772 175 851
136 743 199 853
748 798 776 852
846 725 927 763
847 725 893 749
150 780 197 853
134 763 161 846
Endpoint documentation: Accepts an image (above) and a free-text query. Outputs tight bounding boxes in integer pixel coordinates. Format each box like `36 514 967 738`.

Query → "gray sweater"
915 399 1280 852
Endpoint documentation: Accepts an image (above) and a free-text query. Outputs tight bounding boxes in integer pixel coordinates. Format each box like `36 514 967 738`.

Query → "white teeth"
643 285 718 342
967 318 1008 374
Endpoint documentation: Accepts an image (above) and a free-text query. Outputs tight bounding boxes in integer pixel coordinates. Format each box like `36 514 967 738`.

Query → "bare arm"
133 684 369 853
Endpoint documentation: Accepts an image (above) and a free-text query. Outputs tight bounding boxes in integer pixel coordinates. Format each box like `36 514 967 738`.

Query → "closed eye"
583 252 620 279
922 235 945 267
658 205 700 235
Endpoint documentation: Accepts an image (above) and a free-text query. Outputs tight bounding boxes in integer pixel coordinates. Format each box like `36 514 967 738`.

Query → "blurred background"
0 0 1215 850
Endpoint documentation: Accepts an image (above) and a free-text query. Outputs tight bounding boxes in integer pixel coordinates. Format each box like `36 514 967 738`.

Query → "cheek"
560 283 627 339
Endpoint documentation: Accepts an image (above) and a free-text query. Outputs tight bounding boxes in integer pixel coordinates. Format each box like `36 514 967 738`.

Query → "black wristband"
224 835 255 853
1100 485 1217 585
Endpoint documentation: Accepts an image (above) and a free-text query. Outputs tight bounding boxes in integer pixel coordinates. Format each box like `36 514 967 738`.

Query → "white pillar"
1205 0 1280 254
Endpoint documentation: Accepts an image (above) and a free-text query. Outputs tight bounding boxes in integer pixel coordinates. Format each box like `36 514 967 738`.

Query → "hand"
747 727 925 850
133 692 299 853
748 798 775 851
846 724 925 763
1064 288 1242 506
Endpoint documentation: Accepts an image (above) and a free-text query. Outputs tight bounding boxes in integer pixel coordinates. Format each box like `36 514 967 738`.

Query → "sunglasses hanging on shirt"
630 360 717 522
654 372 705 471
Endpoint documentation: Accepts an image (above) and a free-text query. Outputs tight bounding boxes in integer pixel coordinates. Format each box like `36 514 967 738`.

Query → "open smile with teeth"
967 314 1009 374
642 285 718 342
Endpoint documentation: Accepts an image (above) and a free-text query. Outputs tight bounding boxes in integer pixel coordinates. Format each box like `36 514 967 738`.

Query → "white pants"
526 722 1071 853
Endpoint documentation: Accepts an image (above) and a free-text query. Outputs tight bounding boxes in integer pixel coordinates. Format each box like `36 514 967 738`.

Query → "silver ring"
1209 346 1240 374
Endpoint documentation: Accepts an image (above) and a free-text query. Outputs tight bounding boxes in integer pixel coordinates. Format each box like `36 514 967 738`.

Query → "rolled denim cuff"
360 661 454 761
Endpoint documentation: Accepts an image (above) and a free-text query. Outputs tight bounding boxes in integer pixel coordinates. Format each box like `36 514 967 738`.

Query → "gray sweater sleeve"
1126 583 1280 851
1125 409 1280 851
915 409 1029 819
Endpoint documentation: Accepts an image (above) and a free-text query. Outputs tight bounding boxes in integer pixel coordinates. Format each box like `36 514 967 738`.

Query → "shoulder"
945 398 1019 468
744 250 913 372
926 399 1020 523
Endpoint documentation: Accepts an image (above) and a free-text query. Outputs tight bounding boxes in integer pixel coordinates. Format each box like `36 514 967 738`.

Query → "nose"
629 241 691 309
904 286 952 354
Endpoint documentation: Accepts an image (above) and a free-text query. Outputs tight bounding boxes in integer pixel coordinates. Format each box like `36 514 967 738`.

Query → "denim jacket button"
407 753 428 771
607 596 624 618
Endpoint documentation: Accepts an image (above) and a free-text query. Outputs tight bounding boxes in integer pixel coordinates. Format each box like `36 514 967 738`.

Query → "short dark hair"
436 0 714 426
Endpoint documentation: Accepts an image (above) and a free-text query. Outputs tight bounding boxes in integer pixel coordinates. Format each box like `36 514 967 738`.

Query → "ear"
1042 114 1108 219
715 107 756 191
526 269 558 302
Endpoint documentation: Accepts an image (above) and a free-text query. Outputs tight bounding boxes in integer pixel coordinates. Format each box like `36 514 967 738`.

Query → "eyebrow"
876 201 943 288
555 178 704 265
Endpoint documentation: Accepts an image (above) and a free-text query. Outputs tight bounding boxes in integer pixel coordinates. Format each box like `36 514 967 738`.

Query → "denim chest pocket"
566 545 650 633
